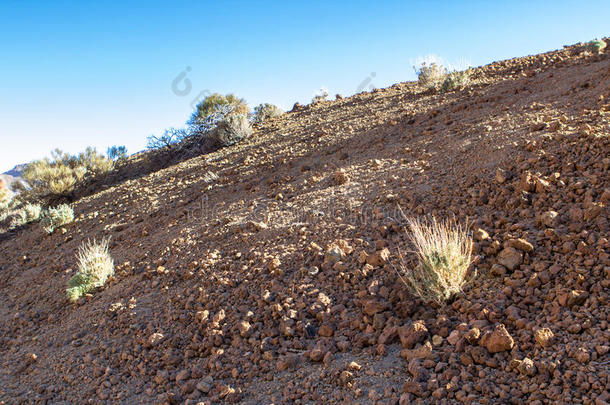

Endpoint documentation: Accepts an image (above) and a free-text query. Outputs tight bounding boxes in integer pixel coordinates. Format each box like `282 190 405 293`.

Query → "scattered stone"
534 328 554 347
507 238 534 253
480 324 514 353
366 248 390 267
398 321 428 349
497 247 523 271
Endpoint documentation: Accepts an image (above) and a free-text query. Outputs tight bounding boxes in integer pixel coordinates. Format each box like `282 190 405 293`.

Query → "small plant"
441 69 471 92
587 39 607 54
41 204 74 234
312 88 329 104
188 93 249 126
107 145 128 161
207 114 253 147
252 103 284 125
414 62 447 90
398 216 474 304
66 238 114 302
9 203 42 228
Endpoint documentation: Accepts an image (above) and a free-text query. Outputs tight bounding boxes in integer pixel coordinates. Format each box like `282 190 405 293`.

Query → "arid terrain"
0 41 608 404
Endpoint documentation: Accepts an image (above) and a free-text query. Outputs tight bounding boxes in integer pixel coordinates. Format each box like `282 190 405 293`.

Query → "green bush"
23 148 113 199
67 238 114 302
188 93 249 126
587 39 607 54
253 103 284 124
41 204 74 234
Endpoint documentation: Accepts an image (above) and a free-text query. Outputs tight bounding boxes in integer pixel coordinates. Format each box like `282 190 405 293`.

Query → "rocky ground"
0 41 608 404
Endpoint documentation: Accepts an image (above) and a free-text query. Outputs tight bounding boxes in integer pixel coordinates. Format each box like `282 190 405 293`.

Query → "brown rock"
497 247 523 271
480 324 514 353
539 211 559 228
398 321 428 349
366 248 390 267
567 290 588 308
318 324 334 337
363 300 389 316
507 238 534 253
534 328 554 347
517 357 537 376
400 341 433 360
402 381 424 397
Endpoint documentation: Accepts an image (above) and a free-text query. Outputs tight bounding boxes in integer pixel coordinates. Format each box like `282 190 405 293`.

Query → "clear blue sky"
0 0 607 172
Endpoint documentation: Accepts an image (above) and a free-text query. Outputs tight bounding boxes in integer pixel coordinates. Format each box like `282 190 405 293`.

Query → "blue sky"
0 0 607 172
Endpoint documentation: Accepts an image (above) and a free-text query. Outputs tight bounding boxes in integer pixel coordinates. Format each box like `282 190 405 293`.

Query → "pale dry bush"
66 238 114 302
23 148 112 199
398 216 474 304
9 203 42 228
415 62 447 90
207 114 253 147
253 103 283 125
41 204 74 234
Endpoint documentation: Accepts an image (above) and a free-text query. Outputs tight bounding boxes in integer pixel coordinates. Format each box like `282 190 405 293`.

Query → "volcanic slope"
0 41 608 404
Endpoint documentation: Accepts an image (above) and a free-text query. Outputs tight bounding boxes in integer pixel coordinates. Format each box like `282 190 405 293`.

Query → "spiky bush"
23 148 112 199
41 204 74 234
399 216 474 304
253 103 284 125
587 39 607 54
10 203 42 228
207 114 253 147
441 69 471 92
188 93 249 126
415 62 447 90
66 238 114 302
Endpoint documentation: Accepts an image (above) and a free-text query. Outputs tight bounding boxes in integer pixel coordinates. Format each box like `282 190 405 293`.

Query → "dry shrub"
398 216 474 304
415 62 447 90
23 148 113 199
67 238 114 302
253 103 283 125
41 204 74 234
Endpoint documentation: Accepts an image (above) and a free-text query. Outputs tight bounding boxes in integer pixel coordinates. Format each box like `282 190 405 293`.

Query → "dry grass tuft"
67 238 114 302
398 216 474 304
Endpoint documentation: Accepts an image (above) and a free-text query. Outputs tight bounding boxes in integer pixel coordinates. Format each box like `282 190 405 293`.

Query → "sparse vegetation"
312 88 329 104
23 148 113 199
207 114 253 147
398 216 474 304
253 103 284 125
9 203 42 228
66 238 114 302
188 93 249 126
587 39 607 54
441 69 472 92
146 128 189 150
415 62 447 90
107 145 128 161
41 204 74 234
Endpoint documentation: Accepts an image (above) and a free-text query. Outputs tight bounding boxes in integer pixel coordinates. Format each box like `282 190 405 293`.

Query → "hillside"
0 41 608 404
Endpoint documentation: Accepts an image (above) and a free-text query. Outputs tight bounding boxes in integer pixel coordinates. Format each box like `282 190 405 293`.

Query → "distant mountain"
4 163 28 178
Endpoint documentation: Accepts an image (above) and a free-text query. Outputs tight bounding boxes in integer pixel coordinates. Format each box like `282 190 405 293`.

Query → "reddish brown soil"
0 41 609 404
